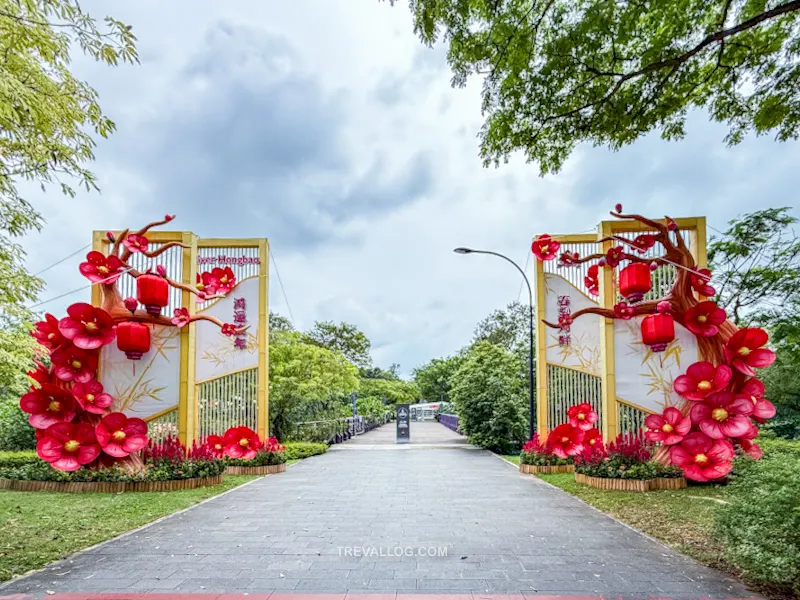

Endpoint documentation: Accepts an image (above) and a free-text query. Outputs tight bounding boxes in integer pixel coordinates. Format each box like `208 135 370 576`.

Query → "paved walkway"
1 424 756 599
343 421 469 446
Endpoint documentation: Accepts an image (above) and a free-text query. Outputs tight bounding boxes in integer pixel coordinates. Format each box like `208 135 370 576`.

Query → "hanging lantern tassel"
641 313 675 361
117 321 151 376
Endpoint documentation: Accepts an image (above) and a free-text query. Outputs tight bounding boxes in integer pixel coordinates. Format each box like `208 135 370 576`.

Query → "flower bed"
206 429 288 476
225 463 285 475
0 473 223 493
520 463 574 474
574 473 686 492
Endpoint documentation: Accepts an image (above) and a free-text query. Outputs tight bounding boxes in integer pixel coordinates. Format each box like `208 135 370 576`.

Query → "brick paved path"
0 423 757 599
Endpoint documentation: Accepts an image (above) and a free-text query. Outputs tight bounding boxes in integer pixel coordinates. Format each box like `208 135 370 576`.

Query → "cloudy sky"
23 1 800 376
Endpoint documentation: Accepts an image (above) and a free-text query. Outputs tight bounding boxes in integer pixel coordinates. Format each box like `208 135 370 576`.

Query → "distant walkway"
341 420 469 447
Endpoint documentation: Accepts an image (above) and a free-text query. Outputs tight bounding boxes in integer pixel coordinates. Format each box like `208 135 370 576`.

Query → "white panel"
614 318 699 413
100 325 181 420
542 273 602 376
195 277 260 381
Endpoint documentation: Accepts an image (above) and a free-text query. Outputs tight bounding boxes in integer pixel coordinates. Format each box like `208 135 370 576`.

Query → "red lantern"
641 313 675 353
619 263 652 303
136 274 169 316
116 321 150 359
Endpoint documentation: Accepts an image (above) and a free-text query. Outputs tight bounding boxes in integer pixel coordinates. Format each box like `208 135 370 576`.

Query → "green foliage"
0 395 35 450
575 460 683 480
269 330 359 442
358 377 419 407
473 301 530 353
413 355 463 403
519 451 572 467
360 364 400 380
0 449 37 467
389 0 800 174
269 311 294 342
304 320 372 369
0 459 226 482
226 451 286 467
715 449 800 594
450 341 527 453
284 441 327 460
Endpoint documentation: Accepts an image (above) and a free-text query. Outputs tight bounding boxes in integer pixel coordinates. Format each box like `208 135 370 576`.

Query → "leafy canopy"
388 0 800 174
304 320 372 369
413 354 464 403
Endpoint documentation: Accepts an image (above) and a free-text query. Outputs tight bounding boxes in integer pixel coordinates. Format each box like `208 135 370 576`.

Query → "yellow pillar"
178 232 198 445
598 221 619 441
257 239 270 439
534 255 549 438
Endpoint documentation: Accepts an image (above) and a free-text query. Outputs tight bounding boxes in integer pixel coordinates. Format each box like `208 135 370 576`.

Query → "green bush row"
226 451 286 467
284 441 327 460
0 450 38 468
0 458 226 482
575 459 683 480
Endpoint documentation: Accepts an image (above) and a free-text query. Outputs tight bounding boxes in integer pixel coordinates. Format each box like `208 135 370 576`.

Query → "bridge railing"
438 414 461 434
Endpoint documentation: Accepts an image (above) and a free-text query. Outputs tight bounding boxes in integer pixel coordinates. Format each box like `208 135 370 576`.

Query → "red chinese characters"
557 295 571 346
233 297 247 349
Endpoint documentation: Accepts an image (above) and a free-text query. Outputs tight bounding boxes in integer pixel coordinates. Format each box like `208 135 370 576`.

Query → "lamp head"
453 247 473 254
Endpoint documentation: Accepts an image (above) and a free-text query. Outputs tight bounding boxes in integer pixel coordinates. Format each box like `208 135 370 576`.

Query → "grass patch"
0 474 256 582
499 454 520 465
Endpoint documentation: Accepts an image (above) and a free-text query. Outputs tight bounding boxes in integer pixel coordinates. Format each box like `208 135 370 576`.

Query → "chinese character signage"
233 297 247 350
557 295 571 346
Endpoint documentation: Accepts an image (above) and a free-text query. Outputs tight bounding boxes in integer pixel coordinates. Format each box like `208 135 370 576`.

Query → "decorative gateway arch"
533 212 708 441
90 217 269 446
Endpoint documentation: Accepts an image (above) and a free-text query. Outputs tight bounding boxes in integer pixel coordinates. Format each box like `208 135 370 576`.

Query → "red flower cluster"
199 267 237 296
532 234 560 261
23 303 150 472
79 251 124 284
264 436 287 453
567 402 598 431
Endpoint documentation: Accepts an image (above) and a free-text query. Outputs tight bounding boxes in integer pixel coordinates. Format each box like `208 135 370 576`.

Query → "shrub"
573 432 681 480
0 450 39 468
0 459 225 482
715 450 800 594
284 441 327 460
0 397 36 451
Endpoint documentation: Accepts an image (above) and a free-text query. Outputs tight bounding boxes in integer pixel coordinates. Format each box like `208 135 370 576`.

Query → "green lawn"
0 475 256 582
500 454 520 465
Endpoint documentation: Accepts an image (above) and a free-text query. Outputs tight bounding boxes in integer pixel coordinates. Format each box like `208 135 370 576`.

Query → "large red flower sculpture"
644 407 691 445
72 380 114 415
31 314 67 350
210 267 237 295
584 265 599 296
545 423 584 458
205 434 225 458
739 378 777 422
673 361 732 401
222 425 262 459
37 422 101 472
531 234 560 261
58 303 116 350
28 361 51 386
583 428 603 450
631 234 656 254
79 251 124 284
51 346 98 383
20 384 77 429
689 392 754 439
684 301 726 337
95 412 149 457
669 432 734 482
724 328 776 376
567 402 598 431
690 268 716 297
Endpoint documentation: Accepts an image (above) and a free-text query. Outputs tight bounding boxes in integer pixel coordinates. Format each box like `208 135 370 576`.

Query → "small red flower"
79 251 124 284
223 425 262 460
205 434 225 458
20 384 77 429
199 271 218 294
631 234 656 254
123 297 139 313
212 267 237 295
684 301 726 337
165 214 175 222
221 323 238 337
584 264 600 296
172 307 191 328
673 361 732 401
545 423 585 458
644 407 691 445
558 251 580 266
558 314 573 329
531 234 560 261
31 314 67 350
738 378 777 421
691 268 716 297
567 402 598 431
740 439 762 460
155 264 167 277
72 380 114 415
669 432 734 482
37 422 101 472
58 303 116 350
51 346 98 383
689 391 754 439
583 427 603 448
604 246 625 268
123 233 149 254
613 301 634 320
95 412 149 458
264 436 286 453
724 328 776 376
28 361 51 385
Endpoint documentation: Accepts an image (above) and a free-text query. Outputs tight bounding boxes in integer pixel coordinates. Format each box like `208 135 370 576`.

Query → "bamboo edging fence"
520 463 575 475
0 474 223 494
574 472 687 492
224 463 286 476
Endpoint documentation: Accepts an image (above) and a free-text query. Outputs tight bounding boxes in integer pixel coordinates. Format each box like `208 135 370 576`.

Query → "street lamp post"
454 247 535 440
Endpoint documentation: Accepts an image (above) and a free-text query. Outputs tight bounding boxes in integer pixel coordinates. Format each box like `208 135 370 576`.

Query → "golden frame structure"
533 217 707 440
91 231 270 445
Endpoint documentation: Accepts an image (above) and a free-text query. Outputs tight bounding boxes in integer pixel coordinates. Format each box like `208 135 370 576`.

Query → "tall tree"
413 355 463 403
388 0 800 174
473 301 530 353
305 320 372 369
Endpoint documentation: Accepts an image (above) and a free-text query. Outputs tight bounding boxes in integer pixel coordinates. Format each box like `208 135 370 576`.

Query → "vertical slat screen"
147 408 179 442
618 402 649 435
197 368 259 441
547 364 602 430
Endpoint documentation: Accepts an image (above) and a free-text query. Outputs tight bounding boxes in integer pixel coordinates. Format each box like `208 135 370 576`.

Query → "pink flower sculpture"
567 402 598 431
604 246 625 268
37 422 101 472
221 323 238 337
31 314 67 351
172 307 191 328
211 267 237 295
58 303 116 350
690 268 716 297
631 234 656 254
684 301 726 337
79 251 124 284
724 328 776 376
72 380 114 415
669 432 734 482
613 301 634 320
95 412 149 458
122 233 149 254
689 392 754 439
51 346 98 383
738 378 777 422
531 234 560 261
20 384 77 429
644 407 690 445
205 434 225 458
673 361 732 401
584 265 600 296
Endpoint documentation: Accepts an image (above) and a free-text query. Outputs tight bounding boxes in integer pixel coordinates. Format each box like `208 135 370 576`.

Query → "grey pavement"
1 422 758 599
343 420 469 447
